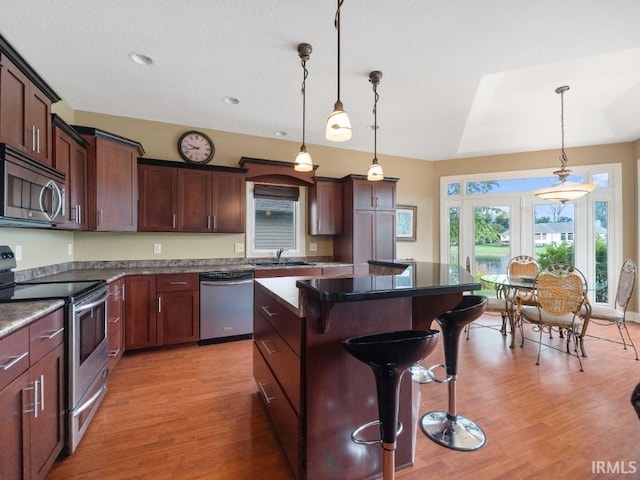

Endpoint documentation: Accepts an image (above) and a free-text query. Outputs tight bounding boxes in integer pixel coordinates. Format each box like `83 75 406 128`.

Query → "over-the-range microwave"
0 143 65 227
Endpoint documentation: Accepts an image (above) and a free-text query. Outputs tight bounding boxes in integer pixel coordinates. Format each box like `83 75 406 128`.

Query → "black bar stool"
420 295 488 451
343 329 439 480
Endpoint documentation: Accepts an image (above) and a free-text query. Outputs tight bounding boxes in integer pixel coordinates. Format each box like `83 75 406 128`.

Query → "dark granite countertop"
297 261 480 303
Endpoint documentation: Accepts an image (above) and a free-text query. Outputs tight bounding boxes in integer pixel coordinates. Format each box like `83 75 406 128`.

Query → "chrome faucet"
276 248 284 262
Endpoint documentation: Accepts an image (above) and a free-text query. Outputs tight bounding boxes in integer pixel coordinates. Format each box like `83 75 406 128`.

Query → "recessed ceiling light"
129 52 153 66
274 131 288 137
222 96 240 105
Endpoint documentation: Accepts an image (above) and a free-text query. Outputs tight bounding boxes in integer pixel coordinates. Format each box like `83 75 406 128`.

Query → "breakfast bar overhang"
254 261 479 480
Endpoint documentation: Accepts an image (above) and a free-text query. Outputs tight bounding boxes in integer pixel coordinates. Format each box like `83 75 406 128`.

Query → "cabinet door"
157 290 199 346
353 210 375 265
107 279 125 371
0 371 29 480
177 168 211 232
29 343 64 480
28 87 52 165
94 138 138 231
211 172 245 233
353 180 375 210
138 164 178 231
125 275 157 350
309 180 342 235
0 53 29 153
375 210 396 260
374 181 396 210
53 126 87 230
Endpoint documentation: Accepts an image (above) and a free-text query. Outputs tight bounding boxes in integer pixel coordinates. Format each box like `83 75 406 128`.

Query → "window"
246 182 306 258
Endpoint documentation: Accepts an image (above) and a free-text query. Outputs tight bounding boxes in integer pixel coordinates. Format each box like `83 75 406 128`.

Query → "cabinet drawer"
322 266 354 276
253 343 300 476
254 283 303 356
156 273 198 292
29 308 65 365
254 313 301 415
0 327 29 391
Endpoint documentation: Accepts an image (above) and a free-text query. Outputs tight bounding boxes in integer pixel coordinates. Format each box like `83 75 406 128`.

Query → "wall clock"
177 130 215 164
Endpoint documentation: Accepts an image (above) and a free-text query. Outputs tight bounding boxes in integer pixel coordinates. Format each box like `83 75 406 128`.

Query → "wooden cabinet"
253 266 322 279
74 126 144 231
0 308 64 480
138 159 246 233
52 115 88 230
125 273 199 350
308 177 342 235
334 175 398 272
0 36 60 166
107 278 125 371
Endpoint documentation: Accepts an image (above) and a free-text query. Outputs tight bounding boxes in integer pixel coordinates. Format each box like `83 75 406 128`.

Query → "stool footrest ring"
351 419 404 445
427 364 453 384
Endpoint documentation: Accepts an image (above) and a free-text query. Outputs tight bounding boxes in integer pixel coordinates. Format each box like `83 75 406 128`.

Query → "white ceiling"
2 0 640 161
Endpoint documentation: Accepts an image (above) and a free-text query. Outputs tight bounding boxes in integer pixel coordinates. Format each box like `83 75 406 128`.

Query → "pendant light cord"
335 0 344 103
373 82 379 161
301 57 308 148
558 87 568 173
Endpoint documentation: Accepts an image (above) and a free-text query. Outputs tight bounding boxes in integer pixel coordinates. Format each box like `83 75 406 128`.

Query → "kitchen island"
253 261 479 480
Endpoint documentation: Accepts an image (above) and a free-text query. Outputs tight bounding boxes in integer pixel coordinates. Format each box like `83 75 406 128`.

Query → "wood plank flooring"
46 315 640 480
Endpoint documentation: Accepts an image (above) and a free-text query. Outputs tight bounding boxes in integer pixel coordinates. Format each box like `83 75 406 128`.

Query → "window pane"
449 207 459 265
534 203 574 267
447 183 461 196
465 175 590 195
595 201 609 302
473 205 510 276
254 198 296 249
593 173 609 188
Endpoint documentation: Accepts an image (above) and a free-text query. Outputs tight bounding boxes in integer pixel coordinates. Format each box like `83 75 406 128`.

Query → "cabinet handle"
42 327 64 340
39 374 45 413
108 316 121 324
169 281 188 285
207 215 211 230
258 382 276 404
78 204 82 224
0 351 28 371
260 306 278 317
172 214 176 229
109 348 120 358
99 209 104 226
121 284 126 302
212 215 216 230
317 219 321 232
260 339 278 355
36 128 40 154
24 379 40 418
31 126 36 152
158 297 162 313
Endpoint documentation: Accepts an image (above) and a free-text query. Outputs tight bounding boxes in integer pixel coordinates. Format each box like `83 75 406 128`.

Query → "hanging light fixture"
325 0 352 142
533 85 596 203
367 70 384 181
294 43 313 172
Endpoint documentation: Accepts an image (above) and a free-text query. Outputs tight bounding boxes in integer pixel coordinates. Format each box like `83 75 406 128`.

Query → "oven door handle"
75 290 110 314
73 383 107 416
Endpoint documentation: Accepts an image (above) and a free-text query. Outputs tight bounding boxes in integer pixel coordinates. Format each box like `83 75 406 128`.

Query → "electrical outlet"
234 243 245 253
15 245 22 261
153 243 162 254
309 243 317 252
67 243 73 256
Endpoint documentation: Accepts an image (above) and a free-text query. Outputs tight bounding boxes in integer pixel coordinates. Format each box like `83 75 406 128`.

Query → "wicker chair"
588 259 638 360
517 264 591 372
505 255 540 341
464 257 507 340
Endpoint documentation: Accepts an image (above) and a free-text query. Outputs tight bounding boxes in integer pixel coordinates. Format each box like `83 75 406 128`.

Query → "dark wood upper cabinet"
138 158 246 233
52 115 88 230
74 126 144 232
352 178 396 211
308 177 343 235
0 34 60 166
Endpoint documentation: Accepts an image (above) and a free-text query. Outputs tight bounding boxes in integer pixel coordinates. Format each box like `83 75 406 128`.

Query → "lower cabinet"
125 273 199 350
107 278 125 371
0 308 65 480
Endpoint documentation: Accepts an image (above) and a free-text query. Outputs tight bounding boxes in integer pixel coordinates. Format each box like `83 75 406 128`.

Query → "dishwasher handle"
200 279 254 287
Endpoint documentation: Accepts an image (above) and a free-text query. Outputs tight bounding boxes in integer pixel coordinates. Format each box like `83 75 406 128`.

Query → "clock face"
178 131 215 164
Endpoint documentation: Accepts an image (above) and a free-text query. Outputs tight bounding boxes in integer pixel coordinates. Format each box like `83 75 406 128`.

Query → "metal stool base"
420 411 487 451
409 365 433 384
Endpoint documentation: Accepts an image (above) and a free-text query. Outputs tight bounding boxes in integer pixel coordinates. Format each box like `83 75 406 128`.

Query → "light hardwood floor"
47 315 640 480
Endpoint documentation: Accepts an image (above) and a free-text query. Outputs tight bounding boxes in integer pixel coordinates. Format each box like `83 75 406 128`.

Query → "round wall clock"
177 130 215 164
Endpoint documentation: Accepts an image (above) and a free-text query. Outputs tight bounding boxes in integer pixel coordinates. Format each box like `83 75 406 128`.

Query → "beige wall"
2 109 637 273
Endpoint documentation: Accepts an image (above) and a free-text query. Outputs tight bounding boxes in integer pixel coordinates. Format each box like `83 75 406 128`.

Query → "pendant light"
533 85 596 203
294 43 313 172
325 0 352 142
367 70 384 181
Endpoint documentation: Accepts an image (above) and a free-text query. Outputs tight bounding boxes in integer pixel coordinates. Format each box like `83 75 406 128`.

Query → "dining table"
480 273 537 348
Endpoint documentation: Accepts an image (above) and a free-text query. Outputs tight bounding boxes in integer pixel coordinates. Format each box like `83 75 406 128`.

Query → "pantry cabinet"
138 159 246 233
308 177 343 235
125 273 199 350
74 126 145 232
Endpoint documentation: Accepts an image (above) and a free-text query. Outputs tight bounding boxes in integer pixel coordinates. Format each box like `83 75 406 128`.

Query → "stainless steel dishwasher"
199 270 254 344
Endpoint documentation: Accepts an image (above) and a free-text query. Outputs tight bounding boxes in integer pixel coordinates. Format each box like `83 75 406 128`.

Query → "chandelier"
294 43 313 172
533 85 596 203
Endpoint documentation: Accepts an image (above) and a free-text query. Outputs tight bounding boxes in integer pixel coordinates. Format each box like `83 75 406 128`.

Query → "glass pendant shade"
533 182 596 204
325 101 352 142
367 160 383 181
294 147 313 172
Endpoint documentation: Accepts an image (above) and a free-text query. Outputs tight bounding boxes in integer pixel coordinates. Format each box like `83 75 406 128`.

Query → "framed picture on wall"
396 205 417 241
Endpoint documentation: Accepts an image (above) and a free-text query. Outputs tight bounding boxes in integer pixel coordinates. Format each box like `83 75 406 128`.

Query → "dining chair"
517 264 591 372
505 255 541 340
588 259 638 360
463 257 507 340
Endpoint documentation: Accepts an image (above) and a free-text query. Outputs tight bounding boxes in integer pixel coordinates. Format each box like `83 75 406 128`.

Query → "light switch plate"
234 243 245 253
153 243 162 254
309 243 317 252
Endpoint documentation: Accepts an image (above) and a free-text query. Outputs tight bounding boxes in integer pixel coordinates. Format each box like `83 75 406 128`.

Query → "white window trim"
245 181 306 259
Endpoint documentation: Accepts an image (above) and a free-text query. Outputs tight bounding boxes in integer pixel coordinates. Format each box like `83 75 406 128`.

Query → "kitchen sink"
252 261 315 267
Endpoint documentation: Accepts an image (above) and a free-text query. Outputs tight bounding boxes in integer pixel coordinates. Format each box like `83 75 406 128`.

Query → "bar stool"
420 295 488 451
342 329 439 480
